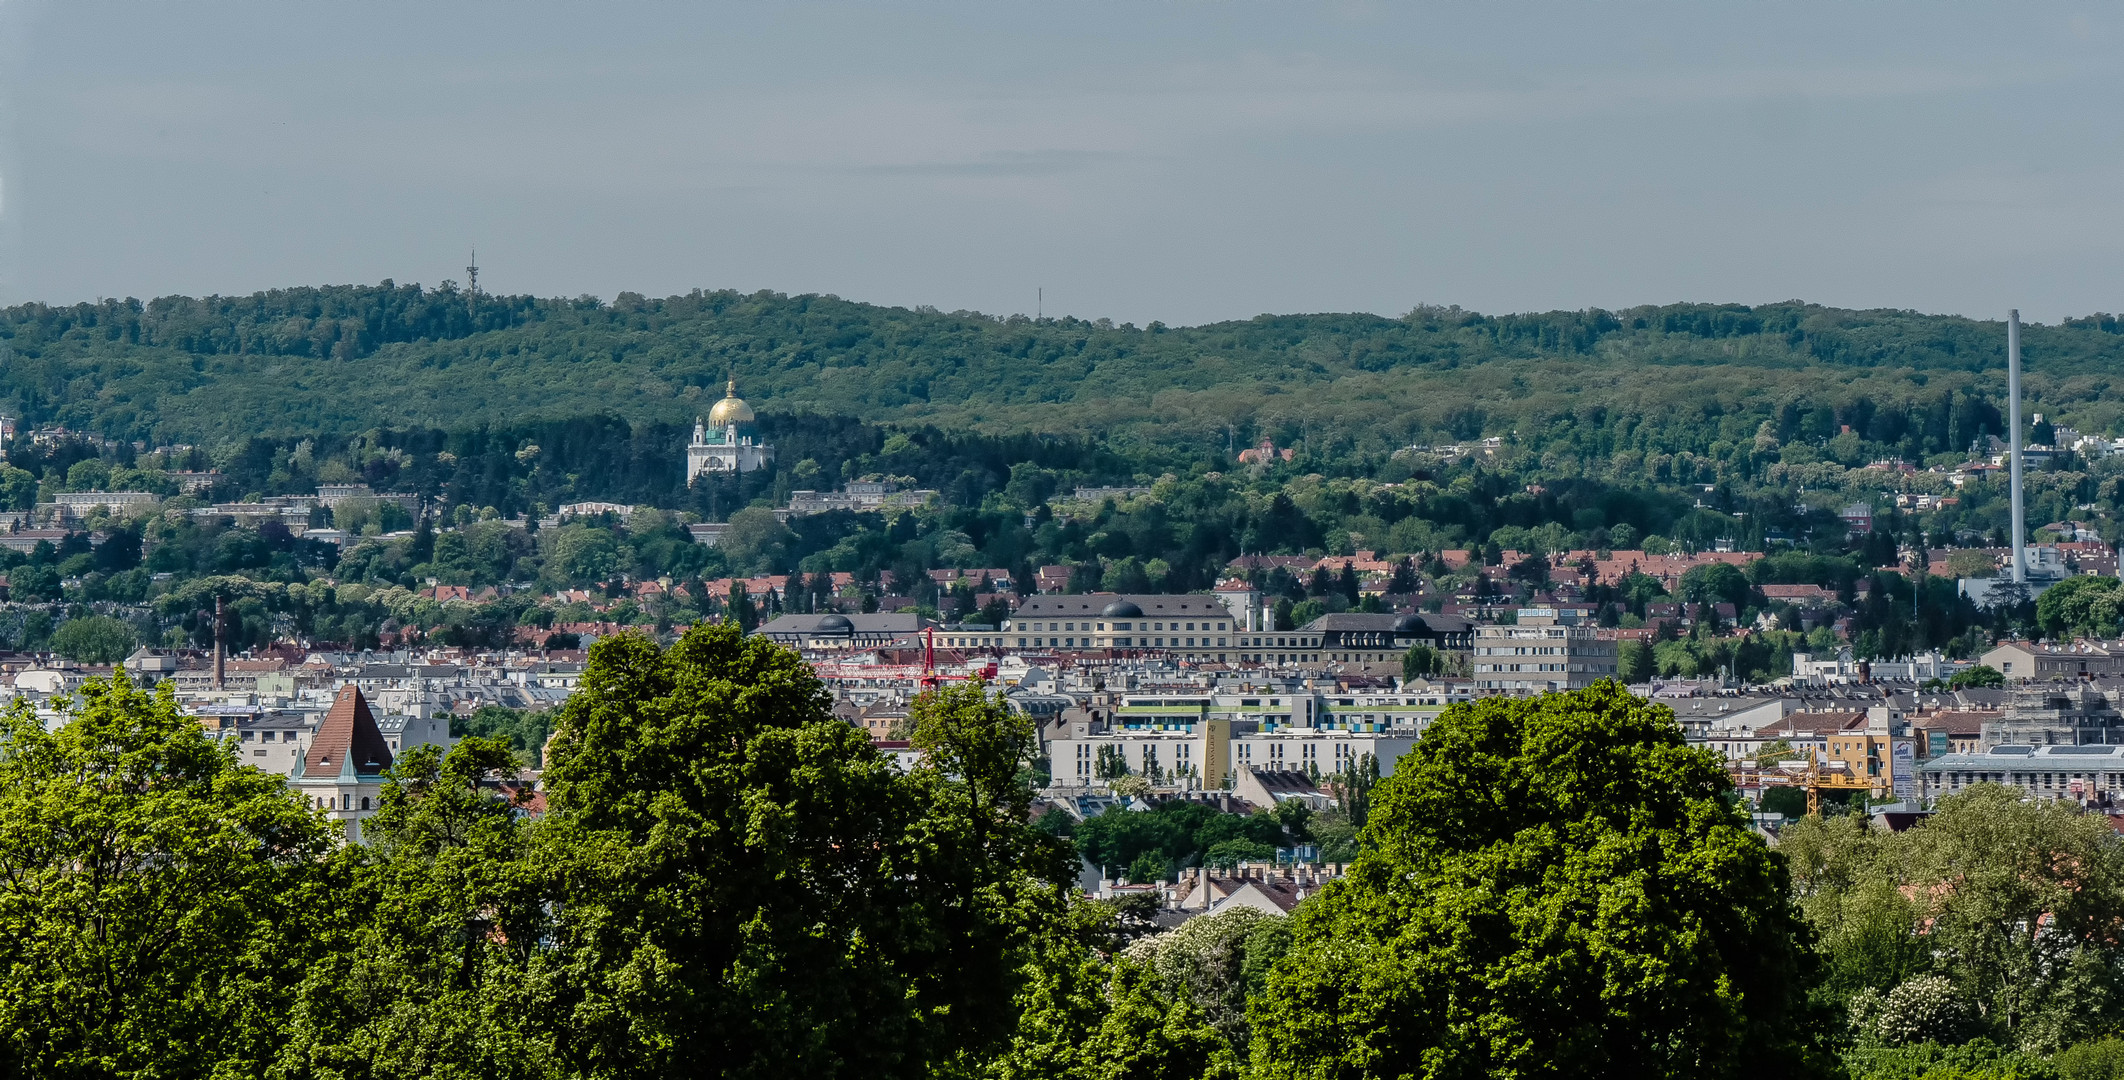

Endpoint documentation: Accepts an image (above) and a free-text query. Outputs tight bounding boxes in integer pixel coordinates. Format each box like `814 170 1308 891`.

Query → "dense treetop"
8 285 2124 457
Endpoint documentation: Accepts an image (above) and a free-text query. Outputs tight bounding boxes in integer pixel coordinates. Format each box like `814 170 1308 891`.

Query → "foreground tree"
1901 786 2124 1052
532 626 1068 1080
0 673 331 1077
1251 681 1832 1079
1784 785 2124 1054
274 737 550 1079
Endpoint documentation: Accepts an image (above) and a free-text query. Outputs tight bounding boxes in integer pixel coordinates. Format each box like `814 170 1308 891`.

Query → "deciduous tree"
1250 681 1834 1079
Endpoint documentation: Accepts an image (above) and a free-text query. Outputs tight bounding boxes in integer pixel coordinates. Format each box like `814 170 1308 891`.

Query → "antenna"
465 246 480 319
1037 287 1042 319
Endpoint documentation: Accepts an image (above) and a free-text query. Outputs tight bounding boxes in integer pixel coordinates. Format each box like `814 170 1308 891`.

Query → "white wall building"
686 380 774 479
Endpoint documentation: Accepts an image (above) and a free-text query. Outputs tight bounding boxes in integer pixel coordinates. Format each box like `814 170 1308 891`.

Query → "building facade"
998 594 1252 662
1471 617 1618 694
1305 612 1473 666
914 593 1483 669
1981 641 2124 682
289 685 395 843
1047 684 1464 789
756 612 929 650
1919 742 2124 803
686 380 774 479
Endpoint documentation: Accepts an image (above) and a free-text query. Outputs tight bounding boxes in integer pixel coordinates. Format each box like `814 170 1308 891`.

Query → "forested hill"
5 284 2123 458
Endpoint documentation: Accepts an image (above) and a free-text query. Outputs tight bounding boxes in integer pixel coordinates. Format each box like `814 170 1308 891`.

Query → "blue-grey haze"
0 0 2118 326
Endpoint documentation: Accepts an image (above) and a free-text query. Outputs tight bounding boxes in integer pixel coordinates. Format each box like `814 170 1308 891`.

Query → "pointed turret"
301 685 394 780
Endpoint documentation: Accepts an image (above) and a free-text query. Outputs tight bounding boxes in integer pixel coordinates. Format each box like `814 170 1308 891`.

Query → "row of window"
1070 738 1385 772
1936 771 2122 789
310 793 372 811
1011 636 1233 648
1011 619 1230 633
979 634 1324 647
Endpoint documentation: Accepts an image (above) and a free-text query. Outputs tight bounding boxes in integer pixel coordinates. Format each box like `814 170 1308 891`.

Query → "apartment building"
1471 612 1618 694
1047 683 1464 789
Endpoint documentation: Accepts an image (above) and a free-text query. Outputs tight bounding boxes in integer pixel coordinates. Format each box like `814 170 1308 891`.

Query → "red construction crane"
920 626 997 689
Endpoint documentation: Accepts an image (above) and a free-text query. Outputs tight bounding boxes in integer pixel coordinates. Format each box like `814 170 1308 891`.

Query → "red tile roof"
304 685 394 778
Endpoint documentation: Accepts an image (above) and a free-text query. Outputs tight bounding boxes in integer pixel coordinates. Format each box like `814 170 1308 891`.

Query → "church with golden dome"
686 379 774 481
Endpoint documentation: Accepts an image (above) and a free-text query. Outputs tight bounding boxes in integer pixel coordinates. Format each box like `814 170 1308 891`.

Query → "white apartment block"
1471 620 1618 694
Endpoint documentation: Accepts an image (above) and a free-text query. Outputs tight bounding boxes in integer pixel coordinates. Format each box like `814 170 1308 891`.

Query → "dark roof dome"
1101 600 1145 618
1393 613 1429 633
817 614 854 633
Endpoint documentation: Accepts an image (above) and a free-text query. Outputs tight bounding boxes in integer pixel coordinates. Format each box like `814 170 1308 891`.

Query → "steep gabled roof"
302 685 394 779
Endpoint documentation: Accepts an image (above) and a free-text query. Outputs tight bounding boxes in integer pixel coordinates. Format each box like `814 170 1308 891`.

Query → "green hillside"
4 285 2122 456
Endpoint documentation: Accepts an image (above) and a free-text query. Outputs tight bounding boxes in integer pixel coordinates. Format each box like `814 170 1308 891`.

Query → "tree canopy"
1250 681 1832 1079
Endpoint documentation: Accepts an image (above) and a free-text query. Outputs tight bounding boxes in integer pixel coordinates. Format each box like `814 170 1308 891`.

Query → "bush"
1950 665 2005 690
1852 975 1981 1047
1126 851 1168 884
2057 1038 2124 1080
1843 1039 2055 1080
1202 838 1275 869
51 615 138 664
1760 786 1808 819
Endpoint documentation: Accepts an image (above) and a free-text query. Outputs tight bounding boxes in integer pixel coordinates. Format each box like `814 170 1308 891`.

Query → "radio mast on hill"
465 246 480 319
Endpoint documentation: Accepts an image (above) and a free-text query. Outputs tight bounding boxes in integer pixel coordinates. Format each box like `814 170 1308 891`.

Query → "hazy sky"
1 1 2119 325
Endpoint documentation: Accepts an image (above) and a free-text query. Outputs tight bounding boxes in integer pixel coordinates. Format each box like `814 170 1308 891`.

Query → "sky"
0 1 2119 326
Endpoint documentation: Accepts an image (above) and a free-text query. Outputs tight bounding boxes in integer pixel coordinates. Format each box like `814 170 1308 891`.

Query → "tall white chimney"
2008 309 2025 584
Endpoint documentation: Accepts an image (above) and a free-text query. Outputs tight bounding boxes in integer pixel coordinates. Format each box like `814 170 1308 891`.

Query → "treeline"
8 285 2124 459
0 412 1135 522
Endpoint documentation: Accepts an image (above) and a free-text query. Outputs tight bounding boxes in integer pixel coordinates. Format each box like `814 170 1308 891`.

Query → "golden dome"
706 379 754 428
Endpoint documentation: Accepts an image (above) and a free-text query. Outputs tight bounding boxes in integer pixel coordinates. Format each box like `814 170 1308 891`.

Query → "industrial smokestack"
2008 310 2026 584
211 595 224 688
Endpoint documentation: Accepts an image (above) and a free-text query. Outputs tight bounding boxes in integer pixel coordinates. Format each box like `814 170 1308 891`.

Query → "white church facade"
686 379 774 481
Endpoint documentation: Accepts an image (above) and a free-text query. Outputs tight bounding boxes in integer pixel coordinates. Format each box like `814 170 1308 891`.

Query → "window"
360 796 371 811
342 794 353 810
